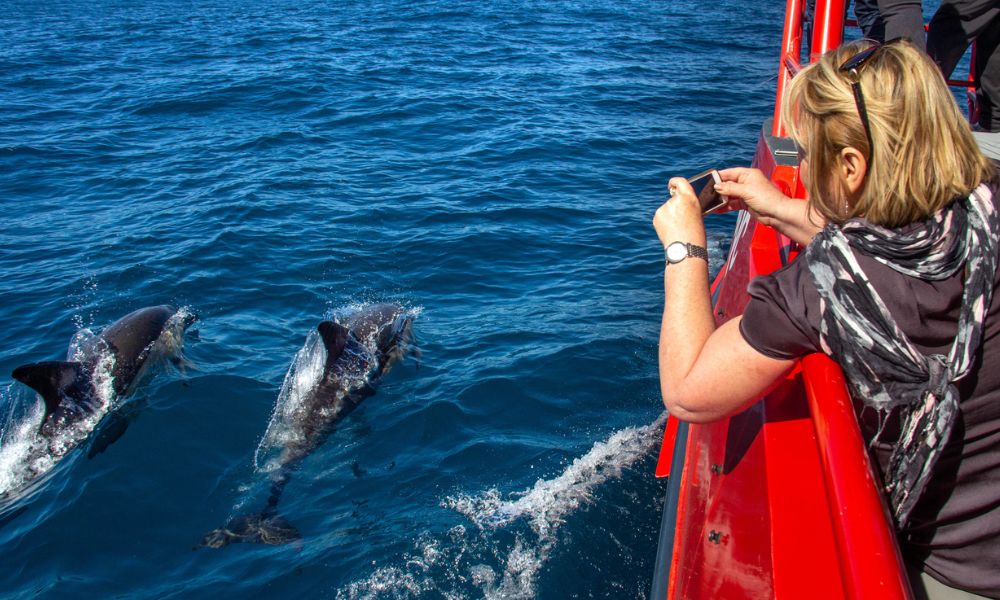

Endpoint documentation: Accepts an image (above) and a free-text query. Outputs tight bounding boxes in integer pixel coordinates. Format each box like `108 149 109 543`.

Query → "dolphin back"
99 306 177 394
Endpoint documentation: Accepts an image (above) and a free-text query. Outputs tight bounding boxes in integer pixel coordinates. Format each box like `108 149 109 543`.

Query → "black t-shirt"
739 185 1000 597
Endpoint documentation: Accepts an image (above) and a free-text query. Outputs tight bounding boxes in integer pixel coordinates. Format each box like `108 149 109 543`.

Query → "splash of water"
0 352 116 497
254 330 329 472
337 413 667 599
445 414 667 539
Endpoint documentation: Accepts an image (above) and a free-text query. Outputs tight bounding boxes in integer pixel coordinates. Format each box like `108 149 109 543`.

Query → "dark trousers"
855 1 927 49
855 0 887 40
876 0 928 50
927 0 1000 131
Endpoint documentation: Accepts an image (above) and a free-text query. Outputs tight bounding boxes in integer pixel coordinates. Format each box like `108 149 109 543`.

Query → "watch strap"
664 242 708 264
687 243 708 261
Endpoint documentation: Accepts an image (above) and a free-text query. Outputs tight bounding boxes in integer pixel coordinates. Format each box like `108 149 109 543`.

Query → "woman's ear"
839 146 868 200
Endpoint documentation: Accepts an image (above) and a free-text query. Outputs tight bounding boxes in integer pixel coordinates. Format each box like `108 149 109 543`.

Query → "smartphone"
687 169 727 214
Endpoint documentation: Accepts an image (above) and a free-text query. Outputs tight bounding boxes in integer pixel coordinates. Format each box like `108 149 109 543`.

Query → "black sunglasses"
838 40 900 162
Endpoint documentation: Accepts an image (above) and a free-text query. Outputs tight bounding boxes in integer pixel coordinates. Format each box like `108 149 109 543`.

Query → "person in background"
653 39 999 598
853 0 1000 132
862 0 927 50
927 0 1000 132
854 0 887 41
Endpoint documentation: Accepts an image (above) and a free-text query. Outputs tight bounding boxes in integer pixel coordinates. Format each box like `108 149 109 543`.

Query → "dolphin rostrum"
3 305 197 497
201 302 416 548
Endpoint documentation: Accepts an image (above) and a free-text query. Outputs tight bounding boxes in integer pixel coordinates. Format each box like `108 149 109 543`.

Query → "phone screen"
687 170 726 214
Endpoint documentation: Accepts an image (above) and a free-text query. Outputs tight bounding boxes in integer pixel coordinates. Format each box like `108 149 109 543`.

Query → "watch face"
666 242 687 263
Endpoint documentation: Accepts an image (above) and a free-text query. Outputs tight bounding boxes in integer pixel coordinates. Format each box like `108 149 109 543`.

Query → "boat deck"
974 131 1000 161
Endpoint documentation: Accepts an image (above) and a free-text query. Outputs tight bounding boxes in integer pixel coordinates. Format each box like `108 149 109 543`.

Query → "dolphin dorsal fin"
11 361 88 420
317 321 349 363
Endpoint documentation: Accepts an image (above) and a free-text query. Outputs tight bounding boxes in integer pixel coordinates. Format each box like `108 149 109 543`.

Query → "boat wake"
336 412 667 599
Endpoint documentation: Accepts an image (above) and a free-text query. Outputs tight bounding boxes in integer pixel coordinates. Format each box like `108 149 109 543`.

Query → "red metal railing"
773 0 977 135
802 355 911 599
772 0 804 137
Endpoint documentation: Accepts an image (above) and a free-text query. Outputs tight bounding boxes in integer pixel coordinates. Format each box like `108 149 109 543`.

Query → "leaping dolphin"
201 302 416 548
2 305 197 498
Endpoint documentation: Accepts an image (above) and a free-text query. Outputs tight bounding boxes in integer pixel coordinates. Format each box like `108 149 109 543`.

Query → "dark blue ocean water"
0 1 784 597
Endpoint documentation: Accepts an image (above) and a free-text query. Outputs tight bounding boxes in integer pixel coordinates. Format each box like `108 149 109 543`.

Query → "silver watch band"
686 243 709 261
664 241 709 264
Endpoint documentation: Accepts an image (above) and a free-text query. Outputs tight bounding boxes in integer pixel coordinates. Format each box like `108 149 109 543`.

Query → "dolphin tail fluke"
200 513 301 548
11 361 92 423
201 469 300 549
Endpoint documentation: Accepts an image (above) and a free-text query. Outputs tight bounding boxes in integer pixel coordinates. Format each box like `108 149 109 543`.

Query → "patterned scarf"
805 183 998 527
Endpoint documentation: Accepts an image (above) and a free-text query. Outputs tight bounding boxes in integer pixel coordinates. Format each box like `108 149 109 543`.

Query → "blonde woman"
653 39 999 598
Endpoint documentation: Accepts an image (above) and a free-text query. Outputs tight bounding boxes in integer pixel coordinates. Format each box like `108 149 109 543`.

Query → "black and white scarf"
805 183 998 527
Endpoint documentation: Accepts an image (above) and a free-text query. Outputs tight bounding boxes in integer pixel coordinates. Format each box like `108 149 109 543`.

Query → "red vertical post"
810 0 847 59
773 0 804 137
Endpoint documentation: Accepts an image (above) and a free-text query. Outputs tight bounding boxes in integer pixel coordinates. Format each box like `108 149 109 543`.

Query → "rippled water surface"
0 1 785 597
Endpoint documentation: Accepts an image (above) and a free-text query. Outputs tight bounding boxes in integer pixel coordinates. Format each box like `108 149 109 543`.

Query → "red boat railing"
775 0 980 136
772 0 805 137
802 355 911 599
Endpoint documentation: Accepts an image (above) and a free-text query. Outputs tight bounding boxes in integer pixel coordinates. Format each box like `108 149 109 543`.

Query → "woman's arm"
715 167 825 246
659 316 795 422
654 177 795 423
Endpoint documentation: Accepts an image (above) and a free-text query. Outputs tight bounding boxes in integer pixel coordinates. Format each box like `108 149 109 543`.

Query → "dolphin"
3 305 197 496
201 302 416 548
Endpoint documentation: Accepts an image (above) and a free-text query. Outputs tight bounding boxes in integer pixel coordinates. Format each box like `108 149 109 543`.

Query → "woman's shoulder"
748 253 819 308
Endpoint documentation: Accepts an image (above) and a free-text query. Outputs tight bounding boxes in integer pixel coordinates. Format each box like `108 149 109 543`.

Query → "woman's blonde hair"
782 39 994 228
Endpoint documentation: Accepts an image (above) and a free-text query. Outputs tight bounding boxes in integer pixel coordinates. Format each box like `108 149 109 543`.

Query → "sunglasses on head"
838 38 901 163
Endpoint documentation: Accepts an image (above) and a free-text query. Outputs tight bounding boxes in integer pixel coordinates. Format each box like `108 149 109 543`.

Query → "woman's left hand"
653 177 708 249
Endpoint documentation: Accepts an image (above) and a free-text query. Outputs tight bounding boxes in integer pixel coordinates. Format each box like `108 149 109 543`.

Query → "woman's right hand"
715 167 824 246
715 167 789 218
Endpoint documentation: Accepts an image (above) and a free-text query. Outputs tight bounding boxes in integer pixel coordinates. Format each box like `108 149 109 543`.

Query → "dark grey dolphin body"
201 303 415 548
9 305 197 461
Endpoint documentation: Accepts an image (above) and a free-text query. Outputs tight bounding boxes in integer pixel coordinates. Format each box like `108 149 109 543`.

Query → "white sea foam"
444 414 666 539
0 389 48 496
338 566 430 599
0 348 115 497
336 413 667 599
708 228 731 277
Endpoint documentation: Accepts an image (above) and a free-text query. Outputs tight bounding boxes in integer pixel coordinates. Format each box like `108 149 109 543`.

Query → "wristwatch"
664 241 709 265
